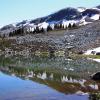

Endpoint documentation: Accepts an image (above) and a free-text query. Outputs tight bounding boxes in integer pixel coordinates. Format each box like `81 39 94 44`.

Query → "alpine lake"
0 52 100 100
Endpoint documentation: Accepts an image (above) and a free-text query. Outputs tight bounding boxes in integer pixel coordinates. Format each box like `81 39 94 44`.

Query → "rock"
96 52 100 55
78 51 85 54
91 51 96 55
91 72 100 80
76 91 88 96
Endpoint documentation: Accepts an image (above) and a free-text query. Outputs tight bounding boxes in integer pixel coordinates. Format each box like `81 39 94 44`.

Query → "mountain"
0 5 100 37
82 9 100 17
96 5 100 9
46 7 82 21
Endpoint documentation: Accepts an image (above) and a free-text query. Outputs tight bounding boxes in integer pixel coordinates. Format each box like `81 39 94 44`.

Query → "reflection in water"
2 66 100 94
0 55 100 99
89 93 100 100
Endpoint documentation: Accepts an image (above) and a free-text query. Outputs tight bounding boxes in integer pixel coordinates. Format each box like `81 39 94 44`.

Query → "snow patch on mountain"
92 59 100 63
38 22 49 30
0 5 100 36
84 47 100 55
90 14 100 20
77 7 86 12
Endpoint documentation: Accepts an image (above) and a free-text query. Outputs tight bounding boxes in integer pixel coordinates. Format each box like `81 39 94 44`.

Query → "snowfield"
84 47 100 55
90 14 100 20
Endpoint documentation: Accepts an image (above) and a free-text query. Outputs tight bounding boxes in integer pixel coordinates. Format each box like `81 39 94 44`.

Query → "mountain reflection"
0 55 100 95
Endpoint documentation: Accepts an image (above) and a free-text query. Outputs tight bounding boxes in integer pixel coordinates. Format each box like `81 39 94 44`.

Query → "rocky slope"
0 20 99 56
63 20 100 52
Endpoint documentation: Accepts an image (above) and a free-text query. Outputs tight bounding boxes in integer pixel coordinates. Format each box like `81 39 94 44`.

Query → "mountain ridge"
0 5 100 37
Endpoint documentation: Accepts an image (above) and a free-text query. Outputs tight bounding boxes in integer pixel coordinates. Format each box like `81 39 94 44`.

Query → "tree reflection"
89 93 100 100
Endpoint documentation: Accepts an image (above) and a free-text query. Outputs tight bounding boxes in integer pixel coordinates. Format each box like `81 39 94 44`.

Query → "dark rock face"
82 9 100 17
91 72 100 80
96 5 100 9
47 7 81 21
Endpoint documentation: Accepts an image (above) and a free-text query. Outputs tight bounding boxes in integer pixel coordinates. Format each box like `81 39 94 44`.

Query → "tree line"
7 22 77 37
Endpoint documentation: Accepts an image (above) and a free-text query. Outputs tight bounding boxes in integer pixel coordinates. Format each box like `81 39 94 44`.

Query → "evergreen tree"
47 25 52 32
14 30 17 35
9 32 13 36
68 23 72 28
35 26 40 33
40 27 44 33
62 25 64 29
33 28 36 34
21 27 24 34
54 24 58 29
72 23 77 28
57 24 60 29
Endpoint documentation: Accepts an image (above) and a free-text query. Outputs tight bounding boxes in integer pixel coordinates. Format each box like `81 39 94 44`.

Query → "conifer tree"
72 23 77 28
35 26 40 33
68 23 71 28
47 25 52 32
41 27 44 33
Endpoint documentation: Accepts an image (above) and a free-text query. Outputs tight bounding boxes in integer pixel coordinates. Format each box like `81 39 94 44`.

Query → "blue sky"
0 0 100 27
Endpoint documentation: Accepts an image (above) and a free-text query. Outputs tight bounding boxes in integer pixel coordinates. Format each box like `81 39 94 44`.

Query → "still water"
0 55 100 100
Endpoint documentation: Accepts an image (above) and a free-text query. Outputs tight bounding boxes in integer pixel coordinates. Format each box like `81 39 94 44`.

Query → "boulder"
91 72 100 80
78 51 84 54
91 51 96 55
96 52 100 55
